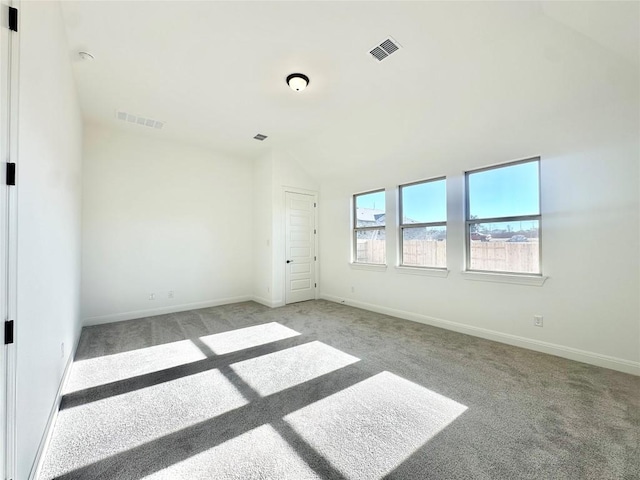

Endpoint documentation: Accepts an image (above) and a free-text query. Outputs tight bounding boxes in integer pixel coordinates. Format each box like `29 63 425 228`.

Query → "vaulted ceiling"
60 1 639 179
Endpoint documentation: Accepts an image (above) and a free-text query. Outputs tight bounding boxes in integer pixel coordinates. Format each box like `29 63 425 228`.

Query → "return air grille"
370 47 388 61
369 37 401 62
116 111 164 130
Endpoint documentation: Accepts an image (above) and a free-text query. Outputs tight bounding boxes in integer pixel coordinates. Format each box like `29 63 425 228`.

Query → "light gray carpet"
39 300 639 479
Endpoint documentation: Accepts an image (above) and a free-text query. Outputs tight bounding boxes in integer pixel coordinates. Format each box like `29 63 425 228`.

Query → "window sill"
461 271 547 286
350 263 387 272
395 266 449 278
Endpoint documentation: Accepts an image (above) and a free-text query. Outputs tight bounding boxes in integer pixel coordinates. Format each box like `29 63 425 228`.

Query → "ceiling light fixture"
286 73 309 92
78 51 95 61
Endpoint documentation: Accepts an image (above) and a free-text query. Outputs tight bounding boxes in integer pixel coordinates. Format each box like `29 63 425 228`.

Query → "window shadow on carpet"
43 319 468 480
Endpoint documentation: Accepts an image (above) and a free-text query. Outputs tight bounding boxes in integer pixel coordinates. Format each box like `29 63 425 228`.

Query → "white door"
285 192 316 304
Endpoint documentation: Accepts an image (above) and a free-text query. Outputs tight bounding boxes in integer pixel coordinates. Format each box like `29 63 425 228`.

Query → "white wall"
82 125 254 323
16 1 83 478
319 61 639 375
252 152 274 306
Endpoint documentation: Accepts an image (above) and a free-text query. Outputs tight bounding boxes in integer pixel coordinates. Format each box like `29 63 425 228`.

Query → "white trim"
251 296 281 308
28 336 78 480
320 294 640 376
395 266 449 278
82 295 253 326
4 3 21 477
282 185 317 196
462 271 548 286
350 263 387 272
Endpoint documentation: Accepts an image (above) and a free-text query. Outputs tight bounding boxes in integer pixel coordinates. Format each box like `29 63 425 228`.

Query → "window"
466 158 541 274
353 190 386 264
399 178 447 268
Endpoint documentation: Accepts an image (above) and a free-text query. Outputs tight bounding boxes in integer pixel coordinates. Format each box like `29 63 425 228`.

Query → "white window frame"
352 189 386 265
465 157 542 276
398 177 447 270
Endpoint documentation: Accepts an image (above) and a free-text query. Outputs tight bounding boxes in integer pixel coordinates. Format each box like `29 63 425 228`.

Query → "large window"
399 178 447 268
353 190 386 264
466 158 541 274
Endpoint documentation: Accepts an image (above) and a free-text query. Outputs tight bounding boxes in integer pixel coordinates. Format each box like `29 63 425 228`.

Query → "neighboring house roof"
356 208 385 224
357 208 420 225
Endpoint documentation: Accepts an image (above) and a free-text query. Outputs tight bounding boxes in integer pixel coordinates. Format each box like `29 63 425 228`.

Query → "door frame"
1 1 20 478
281 187 318 305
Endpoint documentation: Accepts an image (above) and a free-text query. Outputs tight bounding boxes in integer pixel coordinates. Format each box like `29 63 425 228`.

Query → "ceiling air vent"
369 36 401 62
253 134 268 141
116 111 164 130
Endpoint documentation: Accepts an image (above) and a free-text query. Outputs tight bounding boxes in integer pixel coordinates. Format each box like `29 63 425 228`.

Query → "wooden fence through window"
356 240 539 273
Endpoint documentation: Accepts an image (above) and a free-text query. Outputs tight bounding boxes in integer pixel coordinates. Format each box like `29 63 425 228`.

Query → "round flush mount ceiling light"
78 51 95 61
286 73 309 92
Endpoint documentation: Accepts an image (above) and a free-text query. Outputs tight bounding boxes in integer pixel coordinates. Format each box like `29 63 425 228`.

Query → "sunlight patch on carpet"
40 369 248 479
65 323 300 394
143 424 321 480
65 340 207 393
199 322 300 355
284 371 468 479
230 341 360 397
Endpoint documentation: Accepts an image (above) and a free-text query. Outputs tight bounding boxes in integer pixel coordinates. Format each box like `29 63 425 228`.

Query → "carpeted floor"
39 300 639 479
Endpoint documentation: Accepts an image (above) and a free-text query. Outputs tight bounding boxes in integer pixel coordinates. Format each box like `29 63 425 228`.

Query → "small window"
353 190 386 264
466 158 541 274
399 178 446 268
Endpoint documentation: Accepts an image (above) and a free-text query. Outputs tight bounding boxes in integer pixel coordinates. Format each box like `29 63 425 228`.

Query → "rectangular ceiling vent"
253 134 268 141
369 36 401 62
116 111 164 130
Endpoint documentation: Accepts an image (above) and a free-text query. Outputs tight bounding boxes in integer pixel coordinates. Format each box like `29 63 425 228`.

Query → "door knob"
286 260 293 263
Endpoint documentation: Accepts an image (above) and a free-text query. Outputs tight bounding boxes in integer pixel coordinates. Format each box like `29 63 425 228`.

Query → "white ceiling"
60 1 639 179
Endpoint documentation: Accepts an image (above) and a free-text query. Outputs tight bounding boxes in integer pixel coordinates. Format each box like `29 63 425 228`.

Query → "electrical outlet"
61 342 65 358
149 293 155 300
534 315 543 327
168 291 174 299
351 286 355 293
267 286 270 293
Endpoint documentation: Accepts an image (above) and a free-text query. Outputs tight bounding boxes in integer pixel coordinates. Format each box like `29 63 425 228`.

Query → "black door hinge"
6 162 16 186
314 256 317 261
314 283 317 288
8 7 18 32
314 203 316 207
5 320 14 345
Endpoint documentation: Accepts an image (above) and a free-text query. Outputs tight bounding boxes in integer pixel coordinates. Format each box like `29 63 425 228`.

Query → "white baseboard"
28 337 79 480
251 296 281 308
83 295 253 326
320 294 640 376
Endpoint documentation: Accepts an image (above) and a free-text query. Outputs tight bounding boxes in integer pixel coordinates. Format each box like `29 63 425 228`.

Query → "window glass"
355 229 386 264
401 180 446 224
399 178 446 269
402 226 446 268
468 220 540 274
355 191 385 227
468 161 539 219
466 159 541 274
353 190 386 265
